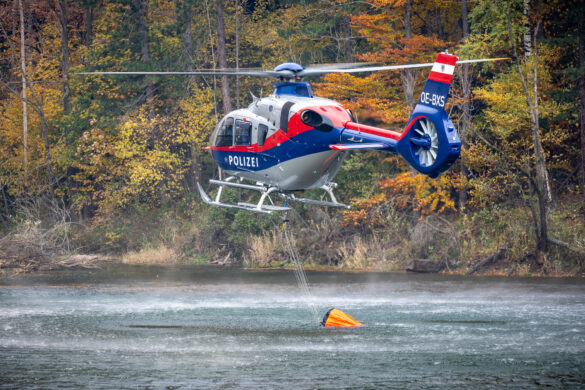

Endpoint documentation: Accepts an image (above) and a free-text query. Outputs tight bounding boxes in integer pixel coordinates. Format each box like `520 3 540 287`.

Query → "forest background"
1 0 584 275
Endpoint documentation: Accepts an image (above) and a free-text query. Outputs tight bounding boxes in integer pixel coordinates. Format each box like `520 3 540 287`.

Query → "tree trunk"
523 0 531 57
39 103 55 193
181 4 200 189
579 5 585 204
83 4 93 48
18 0 28 193
187 146 201 193
215 0 232 114
1 177 9 219
529 23 553 208
135 0 153 102
507 8 551 254
401 0 415 111
436 8 445 41
536 184 548 253
57 0 71 114
342 20 352 61
184 5 194 72
458 0 471 212
461 0 469 37
235 0 240 108
528 23 551 251
205 0 219 121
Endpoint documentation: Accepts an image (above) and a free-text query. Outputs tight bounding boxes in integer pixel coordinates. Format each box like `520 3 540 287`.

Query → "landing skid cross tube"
197 178 289 214
197 179 349 213
283 183 350 209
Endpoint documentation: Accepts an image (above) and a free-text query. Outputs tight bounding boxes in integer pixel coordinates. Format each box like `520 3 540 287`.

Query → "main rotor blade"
298 57 510 77
305 62 374 70
79 69 292 78
79 58 509 78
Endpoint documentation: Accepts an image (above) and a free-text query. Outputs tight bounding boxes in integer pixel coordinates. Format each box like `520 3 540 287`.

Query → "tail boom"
335 52 462 178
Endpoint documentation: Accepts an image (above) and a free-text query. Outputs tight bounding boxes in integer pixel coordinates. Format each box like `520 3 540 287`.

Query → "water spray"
282 201 362 328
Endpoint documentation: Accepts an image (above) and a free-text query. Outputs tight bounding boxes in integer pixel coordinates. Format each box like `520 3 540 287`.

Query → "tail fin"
417 53 457 110
396 53 461 178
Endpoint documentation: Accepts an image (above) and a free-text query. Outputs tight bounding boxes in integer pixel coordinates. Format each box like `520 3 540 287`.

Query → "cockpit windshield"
213 117 234 147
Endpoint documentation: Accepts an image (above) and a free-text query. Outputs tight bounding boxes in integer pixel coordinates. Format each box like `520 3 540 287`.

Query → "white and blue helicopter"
85 53 504 213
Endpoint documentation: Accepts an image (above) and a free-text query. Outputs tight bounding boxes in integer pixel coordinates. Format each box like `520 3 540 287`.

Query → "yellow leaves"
72 85 215 216
378 172 459 217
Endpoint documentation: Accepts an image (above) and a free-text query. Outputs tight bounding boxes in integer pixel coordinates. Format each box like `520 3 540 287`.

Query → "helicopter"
84 53 505 213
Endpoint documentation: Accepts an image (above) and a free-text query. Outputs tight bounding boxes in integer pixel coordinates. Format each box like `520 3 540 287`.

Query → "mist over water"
1 265 584 389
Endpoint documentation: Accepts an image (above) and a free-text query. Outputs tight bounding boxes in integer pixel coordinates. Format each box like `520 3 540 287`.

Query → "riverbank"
1 197 584 277
2 254 584 278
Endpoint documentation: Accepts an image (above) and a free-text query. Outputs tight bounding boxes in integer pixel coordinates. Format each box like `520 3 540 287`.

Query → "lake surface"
1 265 584 389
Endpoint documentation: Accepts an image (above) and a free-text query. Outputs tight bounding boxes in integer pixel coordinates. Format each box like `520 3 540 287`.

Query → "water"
1 265 584 389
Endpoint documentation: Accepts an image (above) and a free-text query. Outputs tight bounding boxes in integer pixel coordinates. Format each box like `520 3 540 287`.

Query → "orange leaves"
343 192 387 227
379 172 460 216
344 171 461 227
313 71 409 128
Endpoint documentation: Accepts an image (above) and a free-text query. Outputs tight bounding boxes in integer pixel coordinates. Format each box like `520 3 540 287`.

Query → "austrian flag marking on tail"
428 53 457 84
418 53 458 109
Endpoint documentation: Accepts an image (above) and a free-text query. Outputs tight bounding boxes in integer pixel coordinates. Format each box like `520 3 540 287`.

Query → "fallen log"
406 259 446 273
547 237 585 256
466 248 507 275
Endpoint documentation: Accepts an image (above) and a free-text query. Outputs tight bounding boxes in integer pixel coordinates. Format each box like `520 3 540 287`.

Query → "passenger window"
258 124 268 146
215 117 234 147
234 120 252 146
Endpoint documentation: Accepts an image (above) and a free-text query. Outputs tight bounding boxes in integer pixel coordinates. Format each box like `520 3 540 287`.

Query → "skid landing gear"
197 177 290 214
282 183 350 209
197 178 349 214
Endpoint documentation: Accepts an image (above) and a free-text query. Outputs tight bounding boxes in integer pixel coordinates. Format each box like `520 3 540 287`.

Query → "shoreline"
1 257 583 279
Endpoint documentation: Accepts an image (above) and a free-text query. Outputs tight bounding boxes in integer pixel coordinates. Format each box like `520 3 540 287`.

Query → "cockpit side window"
234 120 252 146
257 123 269 146
214 117 234 147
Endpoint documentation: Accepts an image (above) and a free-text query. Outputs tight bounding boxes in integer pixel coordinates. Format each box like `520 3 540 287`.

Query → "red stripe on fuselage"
343 115 426 141
211 129 290 153
288 105 351 137
403 115 426 134
209 105 351 152
343 122 403 140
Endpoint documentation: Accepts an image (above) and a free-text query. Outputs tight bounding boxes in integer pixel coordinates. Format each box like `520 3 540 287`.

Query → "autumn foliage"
0 0 583 270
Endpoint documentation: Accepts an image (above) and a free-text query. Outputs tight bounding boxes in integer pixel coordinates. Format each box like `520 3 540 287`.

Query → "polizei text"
228 155 260 168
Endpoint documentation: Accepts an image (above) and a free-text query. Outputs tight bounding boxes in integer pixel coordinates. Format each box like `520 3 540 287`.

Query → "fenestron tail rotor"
411 118 439 167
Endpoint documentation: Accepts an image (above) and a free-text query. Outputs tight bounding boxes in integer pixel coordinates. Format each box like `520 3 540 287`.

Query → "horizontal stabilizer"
329 143 390 151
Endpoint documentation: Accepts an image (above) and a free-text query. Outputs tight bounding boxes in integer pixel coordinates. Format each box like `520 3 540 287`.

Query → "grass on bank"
2 196 584 276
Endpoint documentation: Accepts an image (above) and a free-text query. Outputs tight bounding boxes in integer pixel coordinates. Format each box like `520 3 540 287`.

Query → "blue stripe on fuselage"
211 128 341 171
